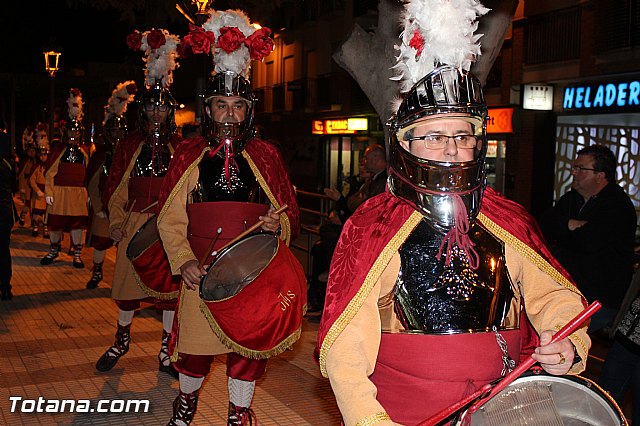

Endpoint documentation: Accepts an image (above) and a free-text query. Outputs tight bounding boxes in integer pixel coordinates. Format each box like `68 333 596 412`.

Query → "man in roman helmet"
95 29 182 377
156 10 304 425
317 2 591 425
40 88 90 268
85 81 137 289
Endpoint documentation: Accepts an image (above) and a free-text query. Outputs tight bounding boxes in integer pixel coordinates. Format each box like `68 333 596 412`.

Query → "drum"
461 374 626 425
200 233 278 301
126 215 180 297
198 233 307 358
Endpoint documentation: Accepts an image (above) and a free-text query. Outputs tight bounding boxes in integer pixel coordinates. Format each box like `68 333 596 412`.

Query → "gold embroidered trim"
479 213 589 358
198 300 302 359
108 143 143 217
170 250 195 269
319 211 423 377
355 412 392 426
133 269 179 300
242 150 292 245
157 147 209 224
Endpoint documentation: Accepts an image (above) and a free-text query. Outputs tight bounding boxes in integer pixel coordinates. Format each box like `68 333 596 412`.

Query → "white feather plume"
103 80 137 126
203 9 256 78
66 89 84 122
392 0 490 92
137 29 181 88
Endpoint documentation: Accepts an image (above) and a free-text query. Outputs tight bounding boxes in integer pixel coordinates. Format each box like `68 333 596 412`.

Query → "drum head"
126 215 157 260
468 375 624 425
200 233 278 301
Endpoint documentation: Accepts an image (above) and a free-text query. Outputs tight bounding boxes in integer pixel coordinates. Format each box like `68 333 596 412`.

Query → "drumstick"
139 200 158 214
119 199 137 232
198 227 222 270
418 301 601 426
217 204 289 254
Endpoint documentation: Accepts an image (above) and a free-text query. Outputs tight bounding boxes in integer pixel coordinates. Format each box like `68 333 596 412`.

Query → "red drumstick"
418 301 601 426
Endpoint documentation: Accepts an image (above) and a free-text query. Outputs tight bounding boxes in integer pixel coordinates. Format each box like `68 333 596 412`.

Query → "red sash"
370 330 521 425
54 163 86 187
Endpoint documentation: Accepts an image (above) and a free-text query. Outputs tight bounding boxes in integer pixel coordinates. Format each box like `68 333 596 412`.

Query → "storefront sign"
312 117 368 134
487 108 514 134
523 84 553 110
563 80 640 113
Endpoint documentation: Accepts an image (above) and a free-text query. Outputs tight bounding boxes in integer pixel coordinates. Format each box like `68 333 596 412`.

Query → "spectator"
541 145 637 334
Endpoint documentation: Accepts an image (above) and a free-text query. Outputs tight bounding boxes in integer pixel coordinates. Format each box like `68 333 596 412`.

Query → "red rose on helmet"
127 31 143 51
245 27 274 61
217 27 246 54
147 29 166 50
184 24 215 55
409 29 425 58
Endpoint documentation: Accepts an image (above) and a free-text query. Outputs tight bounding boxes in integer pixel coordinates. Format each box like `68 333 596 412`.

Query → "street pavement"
1 221 341 425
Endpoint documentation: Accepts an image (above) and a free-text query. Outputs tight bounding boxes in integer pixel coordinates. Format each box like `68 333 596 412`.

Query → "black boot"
167 390 199 426
86 262 103 289
227 402 257 426
73 244 84 268
96 323 131 372
158 330 179 379
40 243 61 265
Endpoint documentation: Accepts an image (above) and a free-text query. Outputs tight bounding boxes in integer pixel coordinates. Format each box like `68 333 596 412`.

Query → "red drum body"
461 374 626 426
126 215 180 297
199 233 307 358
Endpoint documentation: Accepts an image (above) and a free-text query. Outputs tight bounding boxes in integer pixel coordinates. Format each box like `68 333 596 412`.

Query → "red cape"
157 136 300 238
84 146 108 188
102 131 182 210
316 188 584 364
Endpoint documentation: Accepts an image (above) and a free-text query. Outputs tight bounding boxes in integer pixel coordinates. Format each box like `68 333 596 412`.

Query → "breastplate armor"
189 154 266 203
132 140 172 178
393 220 517 334
61 146 85 165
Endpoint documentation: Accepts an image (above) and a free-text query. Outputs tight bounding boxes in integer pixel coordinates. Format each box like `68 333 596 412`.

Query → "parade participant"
0 135 17 300
40 88 89 268
95 29 182 377
85 81 137 289
157 11 304 425
316 2 591 425
17 142 37 230
29 145 49 238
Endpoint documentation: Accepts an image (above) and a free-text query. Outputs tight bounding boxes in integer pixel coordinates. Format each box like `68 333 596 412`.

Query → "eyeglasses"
405 134 478 149
142 103 170 112
571 165 599 173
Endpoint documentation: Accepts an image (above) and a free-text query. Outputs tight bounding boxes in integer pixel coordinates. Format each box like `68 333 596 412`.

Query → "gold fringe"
169 284 187 363
319 211 423 377
198 300 301 359
133 269 179 300
355 412 392 426
169 250 195 269
242 151 292 245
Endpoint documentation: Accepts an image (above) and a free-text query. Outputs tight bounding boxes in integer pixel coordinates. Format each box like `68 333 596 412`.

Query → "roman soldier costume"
95 29 183 378
317 2 591 425
156 10 305 425
40 88 89 268
29 145 49 237
85 81 137 289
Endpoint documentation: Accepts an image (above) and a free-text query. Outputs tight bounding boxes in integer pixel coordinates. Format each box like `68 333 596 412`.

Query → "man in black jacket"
541 144 637 333
0 131 18 300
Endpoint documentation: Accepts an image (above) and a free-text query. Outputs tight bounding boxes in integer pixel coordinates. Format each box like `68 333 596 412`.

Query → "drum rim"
466 373 626 426
199 233 280 302
125 214 157 260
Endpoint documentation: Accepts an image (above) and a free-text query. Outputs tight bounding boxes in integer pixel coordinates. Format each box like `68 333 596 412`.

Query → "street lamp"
43 50 61 141
192 0 212 15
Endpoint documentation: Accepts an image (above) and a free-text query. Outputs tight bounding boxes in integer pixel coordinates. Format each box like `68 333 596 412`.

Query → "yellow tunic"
44 150 89 217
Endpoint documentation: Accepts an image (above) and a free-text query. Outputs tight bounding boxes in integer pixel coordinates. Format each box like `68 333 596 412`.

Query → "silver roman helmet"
103 81 137 146
388 65 488 230
202 71 256 156
137 81 177 134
